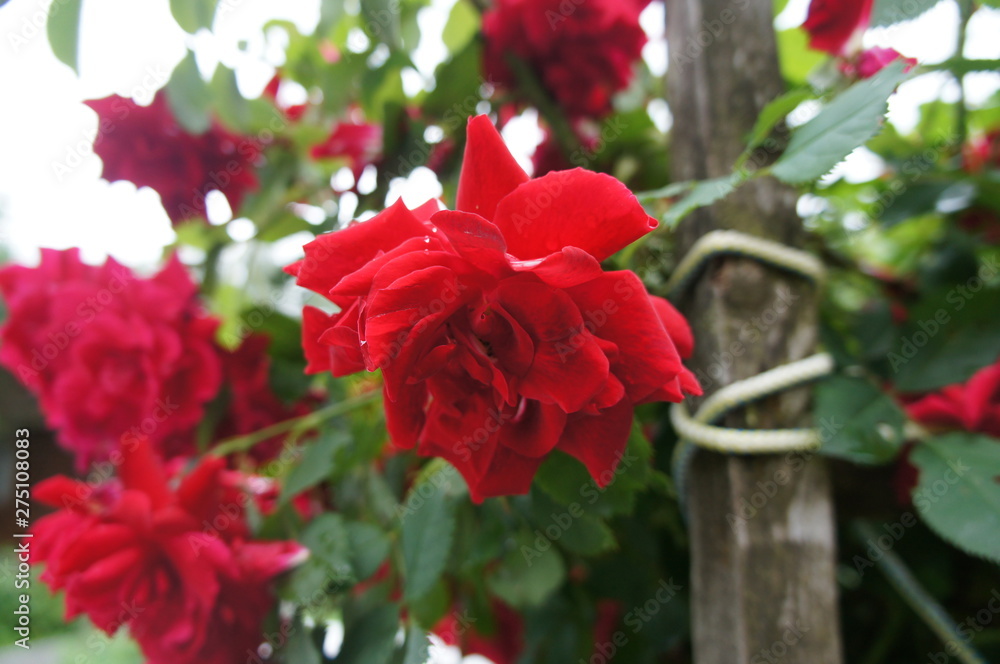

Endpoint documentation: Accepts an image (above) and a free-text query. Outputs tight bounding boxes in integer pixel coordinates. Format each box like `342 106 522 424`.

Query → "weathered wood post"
665 1 843 662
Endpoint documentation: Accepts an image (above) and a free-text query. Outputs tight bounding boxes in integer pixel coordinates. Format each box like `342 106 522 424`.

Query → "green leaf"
402 625 431 664
47 0 83 74
662 173 743 227
891 287 1000 392
170 0 219 33
281 432 345 503
910 433 1000 563
423 40 483 125
871 0 942 27
361 0 402 49
400 480 457 602
442 0 479 52
814 375 905 464
533 451 639 518
165 53 212 134
210 66 251 132
771 60 909 184
487 531 566 608
301 513 355 583
284 622 323 664
406 578 451 629
529 488 616 556
744 88 814 154
345 521 391 581
316 0 347 38
338 605 400 664
877 182 954 227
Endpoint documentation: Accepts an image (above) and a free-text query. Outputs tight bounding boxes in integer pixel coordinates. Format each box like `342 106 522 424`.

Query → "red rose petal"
492 169 656 261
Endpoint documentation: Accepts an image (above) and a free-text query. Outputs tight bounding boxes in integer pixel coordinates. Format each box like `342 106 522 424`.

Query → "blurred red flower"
962 130 1000 174
32 441 303 664
483 0 648 118
288 116 699 501
310 121 383 187
802 0 874 56
85 91 259 224
904 360 1000 438
841 47 917 79
0 249 222 468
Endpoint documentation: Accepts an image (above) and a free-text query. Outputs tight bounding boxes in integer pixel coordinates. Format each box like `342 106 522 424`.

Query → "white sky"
0 0 998 273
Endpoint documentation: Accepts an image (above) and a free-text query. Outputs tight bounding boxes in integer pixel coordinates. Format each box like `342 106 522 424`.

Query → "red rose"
0 249 222 467
85 90 259 224
32 441 303 664
904 360 1000 438
288 116 699 501
483 0 648 118
310 120 383 187
962 130 1000 174
802 0 874 56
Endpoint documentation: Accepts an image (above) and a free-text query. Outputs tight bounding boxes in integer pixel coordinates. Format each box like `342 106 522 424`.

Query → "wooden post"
665 1 843 662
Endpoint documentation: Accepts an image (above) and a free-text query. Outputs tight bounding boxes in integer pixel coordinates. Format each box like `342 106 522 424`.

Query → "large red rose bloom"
0 249 222 467
287 115 699 501
32 441 303 664
482 0 648 118
85 90 259 224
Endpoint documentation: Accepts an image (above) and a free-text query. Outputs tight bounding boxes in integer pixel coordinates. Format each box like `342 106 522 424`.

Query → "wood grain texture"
665 0 843 661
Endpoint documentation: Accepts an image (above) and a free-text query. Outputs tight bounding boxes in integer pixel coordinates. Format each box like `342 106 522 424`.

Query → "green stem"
954 0 974 151
202 240 225 295
211 389 382 456
504 54 582 160
853 521 988 664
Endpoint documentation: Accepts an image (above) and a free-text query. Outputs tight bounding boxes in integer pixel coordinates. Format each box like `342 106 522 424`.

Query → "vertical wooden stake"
666 0 843 662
